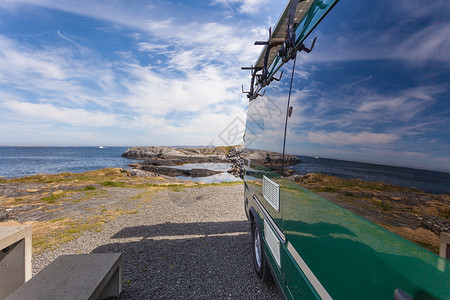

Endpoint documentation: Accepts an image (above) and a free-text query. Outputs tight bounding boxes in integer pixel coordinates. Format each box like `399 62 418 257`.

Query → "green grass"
41 193 66 203
100 181 126 187
3 168 128 184
377 201 393 211
170 187 185 192
79 185 96 191
199 181 242 187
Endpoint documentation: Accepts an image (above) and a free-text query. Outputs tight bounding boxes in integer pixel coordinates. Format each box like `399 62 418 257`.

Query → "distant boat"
315 156 319 159
99 146 104 149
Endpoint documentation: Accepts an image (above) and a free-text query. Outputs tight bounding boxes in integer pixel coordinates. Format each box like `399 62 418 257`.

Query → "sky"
0 0 449 172
0 0 285 147
244 0 450 172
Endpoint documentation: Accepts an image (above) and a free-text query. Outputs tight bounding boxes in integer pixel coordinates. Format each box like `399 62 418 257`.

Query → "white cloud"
2 101 118 127
307 131 398 146
213 0 270 15
0 0 274 146
355 86 440 121
308 4 450 65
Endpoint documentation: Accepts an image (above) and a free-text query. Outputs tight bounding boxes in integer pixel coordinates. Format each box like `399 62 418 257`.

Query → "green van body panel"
243 1 450 297
245 164 450 299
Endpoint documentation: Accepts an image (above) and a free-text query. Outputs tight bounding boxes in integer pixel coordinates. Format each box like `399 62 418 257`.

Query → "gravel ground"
32 184 281 299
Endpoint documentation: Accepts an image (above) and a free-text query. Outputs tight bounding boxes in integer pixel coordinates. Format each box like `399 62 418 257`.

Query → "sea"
0 147 448 194
290 156 449 195
0 146 239 184
0 146 138 179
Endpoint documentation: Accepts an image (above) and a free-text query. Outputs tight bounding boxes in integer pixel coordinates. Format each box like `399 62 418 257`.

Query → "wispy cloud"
57 30 81 47
0 0 275 145
305 1 450 65
3 101 119 127
307 131 398 146
212 0 270 15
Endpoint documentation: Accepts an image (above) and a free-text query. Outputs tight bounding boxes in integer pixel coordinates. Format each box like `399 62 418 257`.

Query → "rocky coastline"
122 146 302 179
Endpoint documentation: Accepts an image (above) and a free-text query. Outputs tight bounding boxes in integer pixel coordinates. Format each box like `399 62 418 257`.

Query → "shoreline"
1 166 449 254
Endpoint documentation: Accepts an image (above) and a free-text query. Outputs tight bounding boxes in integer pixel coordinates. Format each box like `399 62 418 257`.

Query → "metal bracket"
278 0 304 62
254 27 285 89
278 0 318 63
301 36 317 53
242 0 319 101
241 65 262 100
272 71 283 82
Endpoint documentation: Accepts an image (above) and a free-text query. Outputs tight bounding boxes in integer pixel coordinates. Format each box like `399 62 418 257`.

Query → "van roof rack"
242 0 339 101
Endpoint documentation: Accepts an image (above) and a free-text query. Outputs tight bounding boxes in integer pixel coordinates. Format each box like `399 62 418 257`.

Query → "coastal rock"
138 165 222 178
421 215 450 235
122 146 227 161
0 207 8 221
129 169 159 177
122 146 301 179
244 150 301 167
122 147 183 159
227 146 244 179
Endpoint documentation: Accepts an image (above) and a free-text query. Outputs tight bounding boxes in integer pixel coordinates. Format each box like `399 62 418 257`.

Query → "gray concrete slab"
5 253 122 300
0 225 32 299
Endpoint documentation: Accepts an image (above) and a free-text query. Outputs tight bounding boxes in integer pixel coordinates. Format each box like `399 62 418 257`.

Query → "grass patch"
441 208 450 221
130 190 156 200
4 168 129 184
80 185 96 191
41 193 66 203
32 208 123 253
72 190 106 203
377 201 393 211
302 173 413 193
313 187 338 193
50 217 66 222
170 187 185 192
101 181 125 187
199 181 242 187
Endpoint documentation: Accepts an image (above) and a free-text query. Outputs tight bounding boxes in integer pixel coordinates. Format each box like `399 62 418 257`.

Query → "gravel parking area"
32 184 281 299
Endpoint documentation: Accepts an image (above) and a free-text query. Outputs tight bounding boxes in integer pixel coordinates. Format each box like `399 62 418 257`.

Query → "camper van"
243 0 450 299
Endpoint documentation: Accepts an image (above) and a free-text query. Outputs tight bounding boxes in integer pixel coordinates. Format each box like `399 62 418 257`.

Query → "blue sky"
0 0 449 172
0 0 285 146
287 0 450 172
244 0 449 172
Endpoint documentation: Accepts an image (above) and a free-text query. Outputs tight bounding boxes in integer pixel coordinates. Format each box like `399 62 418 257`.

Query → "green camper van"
243 0 450 299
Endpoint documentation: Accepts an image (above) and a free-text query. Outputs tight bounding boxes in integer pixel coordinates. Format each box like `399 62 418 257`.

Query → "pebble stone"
32 184 281 299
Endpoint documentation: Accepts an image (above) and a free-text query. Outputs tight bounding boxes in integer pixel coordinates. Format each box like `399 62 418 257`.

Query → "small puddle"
166 163 242 183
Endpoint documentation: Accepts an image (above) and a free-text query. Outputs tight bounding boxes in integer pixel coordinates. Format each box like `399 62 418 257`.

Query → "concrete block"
5 253 122 300
0 225 32 299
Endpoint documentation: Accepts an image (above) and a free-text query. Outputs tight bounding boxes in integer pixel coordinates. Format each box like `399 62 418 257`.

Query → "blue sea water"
0 146 138 179
0 147 240 184
289 156 450 195
1 147 448 194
